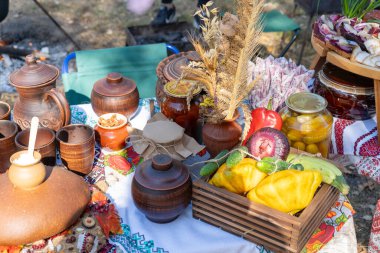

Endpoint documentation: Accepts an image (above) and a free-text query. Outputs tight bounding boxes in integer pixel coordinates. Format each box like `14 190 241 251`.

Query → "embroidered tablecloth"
70 99 357 253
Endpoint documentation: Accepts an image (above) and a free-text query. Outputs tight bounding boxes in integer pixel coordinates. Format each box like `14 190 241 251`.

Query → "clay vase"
56 124 95 175
0 101 11 120
91 72 139 117
8 151 46 190
0 120 19 173
202 113 242 157
9 55 71 131
94 113 129 151
132 154 192 223
15 127 56 166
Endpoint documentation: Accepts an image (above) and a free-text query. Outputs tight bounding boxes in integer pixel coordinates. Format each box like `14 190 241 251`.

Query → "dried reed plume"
181 0 264 141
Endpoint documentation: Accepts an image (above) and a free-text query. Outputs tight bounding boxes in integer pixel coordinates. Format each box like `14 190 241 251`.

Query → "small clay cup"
132 154 192 223
56 124 95 175
15 127 56 166
94 113 129 151
0 120 19 173
8 150 46 190
0 101 11 120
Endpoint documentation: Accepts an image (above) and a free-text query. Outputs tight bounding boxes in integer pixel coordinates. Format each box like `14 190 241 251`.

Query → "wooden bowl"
0 101 11 120
0 120 19 173
132 154 192 223
56 124 95 175
15 127 56 166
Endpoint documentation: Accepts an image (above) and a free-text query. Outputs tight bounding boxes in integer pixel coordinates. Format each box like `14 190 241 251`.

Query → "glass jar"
314 63 375 120
279 92 333 158
161 80 201 139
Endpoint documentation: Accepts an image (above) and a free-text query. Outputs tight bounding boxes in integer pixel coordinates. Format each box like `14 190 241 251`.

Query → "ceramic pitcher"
9 55 70 131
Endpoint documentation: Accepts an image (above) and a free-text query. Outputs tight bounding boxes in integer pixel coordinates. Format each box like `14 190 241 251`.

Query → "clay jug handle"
44 89 71 127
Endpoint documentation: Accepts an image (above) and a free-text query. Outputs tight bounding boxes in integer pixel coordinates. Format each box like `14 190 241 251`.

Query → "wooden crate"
192 179 339 253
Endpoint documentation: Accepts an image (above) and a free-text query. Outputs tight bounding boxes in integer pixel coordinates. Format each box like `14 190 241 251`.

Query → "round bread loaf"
0 166 90 246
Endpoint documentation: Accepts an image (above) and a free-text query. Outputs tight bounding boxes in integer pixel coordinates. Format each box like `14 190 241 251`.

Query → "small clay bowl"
15 127 56 166
132 154 192 223
56 124 95 175
8 150 46 190
0 120 19 173
0 101 11 120
94 113 129 151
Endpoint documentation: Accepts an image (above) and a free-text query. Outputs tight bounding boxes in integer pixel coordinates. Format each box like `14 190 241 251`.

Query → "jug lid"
134 154 189 191
9 55 59 88
163 51 201 81
92 72 137 97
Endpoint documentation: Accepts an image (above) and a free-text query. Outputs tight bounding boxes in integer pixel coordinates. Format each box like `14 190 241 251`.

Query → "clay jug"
202 113 242 157
9 55 71 131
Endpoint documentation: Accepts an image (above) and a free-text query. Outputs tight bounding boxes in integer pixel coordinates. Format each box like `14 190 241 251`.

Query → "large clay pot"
9 55 71 131
91 72 139 117
202 114 242 157
132 154 192 223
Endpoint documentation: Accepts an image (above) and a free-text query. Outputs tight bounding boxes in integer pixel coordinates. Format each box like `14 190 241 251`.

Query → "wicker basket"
192 179 339 253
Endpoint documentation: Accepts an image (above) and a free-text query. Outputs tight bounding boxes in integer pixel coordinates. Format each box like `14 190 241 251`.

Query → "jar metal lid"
285 92 327 114
164 80 202 98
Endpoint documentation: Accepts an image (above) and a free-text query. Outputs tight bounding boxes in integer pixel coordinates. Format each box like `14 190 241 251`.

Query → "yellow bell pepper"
209 158 267 194
247 169 322 215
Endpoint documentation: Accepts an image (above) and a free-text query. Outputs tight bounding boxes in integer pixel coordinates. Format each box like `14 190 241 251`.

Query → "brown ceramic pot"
202 113 242 157
8 151 46 190
15 127 56 166
56 124 95 175
0 120 19 173
132 154 192 223
0 101 11 120
91 72 139 117
94 113 129 151
156 51 200 107
9 55 71 131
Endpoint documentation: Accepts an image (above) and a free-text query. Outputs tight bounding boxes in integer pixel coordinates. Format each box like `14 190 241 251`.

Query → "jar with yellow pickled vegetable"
279 92 333 158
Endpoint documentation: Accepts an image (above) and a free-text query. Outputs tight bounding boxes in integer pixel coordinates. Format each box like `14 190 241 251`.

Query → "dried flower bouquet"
181 0 264 141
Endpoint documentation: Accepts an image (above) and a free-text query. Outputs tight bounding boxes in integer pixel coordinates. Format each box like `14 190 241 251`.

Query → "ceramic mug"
0 101 11 120
56 124 95 175
15 127 56 166
0 120 19 173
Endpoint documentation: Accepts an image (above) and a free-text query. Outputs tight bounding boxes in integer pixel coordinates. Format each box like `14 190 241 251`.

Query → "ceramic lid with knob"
134 154 190 191
163 51 201 81
9 55 59 88
92 72 137 97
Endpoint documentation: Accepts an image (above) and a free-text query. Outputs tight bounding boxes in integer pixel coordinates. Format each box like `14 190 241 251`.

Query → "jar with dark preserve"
314 63 375 120
279 92 333 158
161 80 201 139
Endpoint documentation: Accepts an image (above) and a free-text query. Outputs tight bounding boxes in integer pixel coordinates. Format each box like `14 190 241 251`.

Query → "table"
70 99 357 253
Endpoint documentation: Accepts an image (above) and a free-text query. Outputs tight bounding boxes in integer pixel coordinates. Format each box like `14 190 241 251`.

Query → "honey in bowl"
94 113 129 151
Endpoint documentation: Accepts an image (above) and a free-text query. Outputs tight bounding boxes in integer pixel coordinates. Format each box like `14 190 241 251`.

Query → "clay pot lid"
163 51 200 81
134 154 189 191
0 166 90 245
320 63 374 95
9 55 59 88
93 72 137 97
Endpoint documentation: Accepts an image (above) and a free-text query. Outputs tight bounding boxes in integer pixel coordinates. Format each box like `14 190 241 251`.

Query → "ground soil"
0 1 378 252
